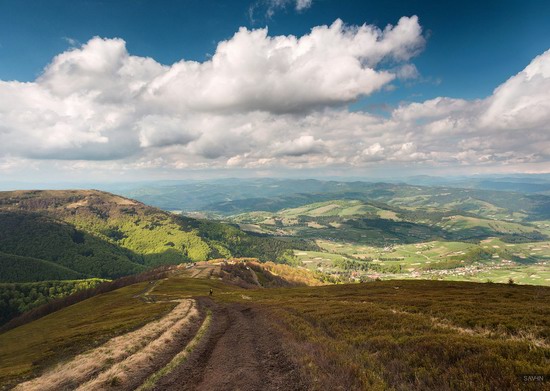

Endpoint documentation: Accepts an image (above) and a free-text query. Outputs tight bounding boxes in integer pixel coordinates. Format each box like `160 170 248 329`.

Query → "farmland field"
227 195 550 286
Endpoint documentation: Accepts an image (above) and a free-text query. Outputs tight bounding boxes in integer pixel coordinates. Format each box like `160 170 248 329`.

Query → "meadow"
0 278 108 326
0 282 176 389
217 279 550 390
293 238 550 285
2 268 548 390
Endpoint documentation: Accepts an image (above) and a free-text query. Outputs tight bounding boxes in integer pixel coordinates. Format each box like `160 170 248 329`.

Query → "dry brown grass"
137 311 212 391
76 300 199 390
215 280 550 390
14 299 194 391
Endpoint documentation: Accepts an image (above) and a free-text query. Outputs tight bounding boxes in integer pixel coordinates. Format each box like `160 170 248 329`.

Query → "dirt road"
14 279 310 391
152 298 309 391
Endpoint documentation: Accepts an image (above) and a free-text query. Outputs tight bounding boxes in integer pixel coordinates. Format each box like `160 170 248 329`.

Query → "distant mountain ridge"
105 178 550 218
200 182 550 221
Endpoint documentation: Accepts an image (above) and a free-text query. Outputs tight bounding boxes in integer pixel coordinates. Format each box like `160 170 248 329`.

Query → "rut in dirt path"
152 298 309 391
14 299 200 391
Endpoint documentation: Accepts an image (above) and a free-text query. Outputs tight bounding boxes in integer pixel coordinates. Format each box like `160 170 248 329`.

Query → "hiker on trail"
209 288 213 296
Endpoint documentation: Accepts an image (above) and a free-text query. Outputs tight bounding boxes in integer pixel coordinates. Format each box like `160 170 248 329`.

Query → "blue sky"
0 0 549 181
2 0 549 102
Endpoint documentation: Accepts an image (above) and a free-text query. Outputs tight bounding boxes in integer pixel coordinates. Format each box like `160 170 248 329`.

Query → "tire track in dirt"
14 279 309 391
189 264 220 279
133 280 164 303
14 299 198 391
76 300 201 391
137 311 212 391
152 298 309 391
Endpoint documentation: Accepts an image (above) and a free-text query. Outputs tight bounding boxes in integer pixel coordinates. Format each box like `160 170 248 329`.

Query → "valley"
0 189 314 326
0 182 549 389
213 183 550 286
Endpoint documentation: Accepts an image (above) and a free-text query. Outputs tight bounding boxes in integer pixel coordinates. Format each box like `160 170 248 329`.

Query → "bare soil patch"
152 297 309 391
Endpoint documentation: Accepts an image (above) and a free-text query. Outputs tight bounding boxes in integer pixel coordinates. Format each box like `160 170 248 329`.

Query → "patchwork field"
293 238 550 285
228 195 550 286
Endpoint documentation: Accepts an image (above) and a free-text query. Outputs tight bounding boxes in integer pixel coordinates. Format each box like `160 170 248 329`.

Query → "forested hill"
0 190 315 282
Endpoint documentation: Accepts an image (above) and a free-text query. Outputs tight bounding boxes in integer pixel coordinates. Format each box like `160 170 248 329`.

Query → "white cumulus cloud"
0 17 549 178
0 17 425 163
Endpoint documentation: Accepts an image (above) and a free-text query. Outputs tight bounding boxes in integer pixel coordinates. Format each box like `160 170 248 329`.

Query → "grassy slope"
0 282 176 388
4 275 548 390
231 197 546 242
217 280 550 391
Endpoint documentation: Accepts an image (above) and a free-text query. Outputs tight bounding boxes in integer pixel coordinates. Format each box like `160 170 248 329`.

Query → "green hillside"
0 252 84 282
0 190 314 282
0 279 107 325
231 198 547 243
0 210 146 279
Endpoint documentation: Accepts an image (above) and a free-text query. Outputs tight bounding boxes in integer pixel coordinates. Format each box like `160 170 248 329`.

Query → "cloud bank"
0 16 549 178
